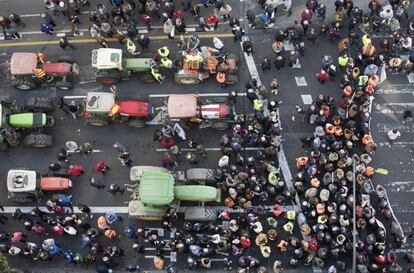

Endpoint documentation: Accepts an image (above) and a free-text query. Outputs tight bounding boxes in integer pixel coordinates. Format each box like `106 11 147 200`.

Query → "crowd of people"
0 0 414 272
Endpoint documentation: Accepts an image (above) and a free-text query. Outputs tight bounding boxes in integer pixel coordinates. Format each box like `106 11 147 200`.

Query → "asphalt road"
0 0 413 272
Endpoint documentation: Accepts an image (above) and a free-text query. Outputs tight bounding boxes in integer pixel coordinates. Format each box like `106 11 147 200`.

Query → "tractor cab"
91 48 124 71
85 92 116 114
10 52 38 76
167 94 199 120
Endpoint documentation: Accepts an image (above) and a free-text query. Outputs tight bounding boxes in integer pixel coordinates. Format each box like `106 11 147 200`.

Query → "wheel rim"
179 78 198 84
16 84 33 90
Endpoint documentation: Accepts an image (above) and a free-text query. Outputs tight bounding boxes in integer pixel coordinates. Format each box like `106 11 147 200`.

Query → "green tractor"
91 48 159 84
0 96 54 151
128 166 221 221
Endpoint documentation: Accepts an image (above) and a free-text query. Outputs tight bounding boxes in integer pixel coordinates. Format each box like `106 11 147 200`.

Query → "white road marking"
291 59 301 68
149 93 246 98
67 149 103 153
301 94 312 105
295 76 307 86
138 29 148 34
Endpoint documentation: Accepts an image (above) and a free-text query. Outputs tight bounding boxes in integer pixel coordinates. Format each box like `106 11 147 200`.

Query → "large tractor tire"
211 121 230 130
12 77 37 90
58 55 74 63
85 116 109 126
0 95 13 107
24 134 53 148
25 97 54 113
128 119 146 128
56 80 73 90
175 71 202 85
225 74 238 85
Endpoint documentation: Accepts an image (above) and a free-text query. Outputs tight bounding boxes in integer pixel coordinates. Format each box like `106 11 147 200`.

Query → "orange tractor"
174 46 238 85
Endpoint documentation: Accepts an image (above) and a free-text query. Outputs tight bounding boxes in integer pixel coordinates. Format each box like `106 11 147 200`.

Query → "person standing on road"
403 109 413 124
95 33 109 48
40 22 54 35
118 152 132 167
0 16 11 37
79 142 92 155
137 34 150 50
45 0 59 16
9 13 25 28
387 129 401 143
95 161 110 175
68 165 84 176
113 142 126 153
59 37 76 50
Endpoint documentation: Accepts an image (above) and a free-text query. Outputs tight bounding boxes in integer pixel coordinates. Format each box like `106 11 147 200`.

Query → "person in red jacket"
67 165 84 177
95 161 110 175
317 69 329 84
301 9 313 22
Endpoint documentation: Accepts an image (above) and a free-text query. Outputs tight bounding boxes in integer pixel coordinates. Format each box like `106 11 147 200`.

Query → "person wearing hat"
317 69 329 83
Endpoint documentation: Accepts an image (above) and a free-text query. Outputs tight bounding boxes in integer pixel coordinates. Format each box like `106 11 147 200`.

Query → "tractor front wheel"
85 116 109 126
175 73 202 85
12 77 37 90
24 134 53 148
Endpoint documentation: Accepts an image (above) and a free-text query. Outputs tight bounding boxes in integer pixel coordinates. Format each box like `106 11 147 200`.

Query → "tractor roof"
7 169 37 193
139 171 175 206
85 92 115 114
91 48 123 69
167 94 198 119
10 52 37 76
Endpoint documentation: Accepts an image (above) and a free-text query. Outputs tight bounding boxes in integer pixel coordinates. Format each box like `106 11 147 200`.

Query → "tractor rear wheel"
56 80 73 90
128 119 146 128
12 77 37 90
98 77 119 85
211 121 229 130
0 95 13 107
58 55 74 63
25 97 54 113
24 134 53 148
85 116 109 126
175 73 201 85
225 74 238 85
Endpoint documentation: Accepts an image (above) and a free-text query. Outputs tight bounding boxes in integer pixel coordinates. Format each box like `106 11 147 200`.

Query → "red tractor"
10 52 79 90
166 94 231 130
82 88 153 128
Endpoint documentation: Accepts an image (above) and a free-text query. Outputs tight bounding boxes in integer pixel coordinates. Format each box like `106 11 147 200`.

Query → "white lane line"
301 94 312 105
19 11 90 17
149 93 246 98
376 87 414 95
295 76 307 86
67 149 103 153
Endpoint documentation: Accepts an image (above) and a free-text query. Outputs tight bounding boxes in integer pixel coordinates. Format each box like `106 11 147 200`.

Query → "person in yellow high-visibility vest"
151 66 165 83
253 99 263 111
126 39 141 56
35 68 46 79
161 57 173 69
